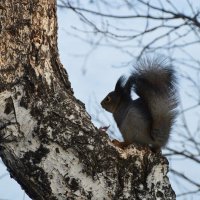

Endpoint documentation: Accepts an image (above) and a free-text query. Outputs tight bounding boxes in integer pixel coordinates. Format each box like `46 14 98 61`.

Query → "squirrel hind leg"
150 145 162 153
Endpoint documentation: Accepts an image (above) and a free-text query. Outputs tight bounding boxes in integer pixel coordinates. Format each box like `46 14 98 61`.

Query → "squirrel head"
101 76 133 113
101 91 121 113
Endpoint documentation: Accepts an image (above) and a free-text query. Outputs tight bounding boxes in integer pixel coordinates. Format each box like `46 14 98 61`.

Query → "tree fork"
0 0 175 199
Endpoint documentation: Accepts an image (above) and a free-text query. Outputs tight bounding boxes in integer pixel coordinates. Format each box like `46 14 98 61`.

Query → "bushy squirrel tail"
131 57 178 147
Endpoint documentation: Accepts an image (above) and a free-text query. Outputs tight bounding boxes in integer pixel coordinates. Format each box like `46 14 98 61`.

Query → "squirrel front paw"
112 139 131 149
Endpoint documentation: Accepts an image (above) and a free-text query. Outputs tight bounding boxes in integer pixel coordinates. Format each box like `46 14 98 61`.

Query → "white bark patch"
46 126 53 138
110 142 145 160
0 91 14 122
78 131 84 136
69 115 75 120
41 15 55 36
147 163 168 199
33 57 54 86
0 88 39 155
43 54 56 86
41 145 109 199
86 145 94 150
14 101 37 138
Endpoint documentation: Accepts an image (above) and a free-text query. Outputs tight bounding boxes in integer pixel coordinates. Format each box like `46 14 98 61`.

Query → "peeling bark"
0 0 176 199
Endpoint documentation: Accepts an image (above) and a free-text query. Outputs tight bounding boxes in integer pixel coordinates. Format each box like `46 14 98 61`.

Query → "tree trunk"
0 0 176 199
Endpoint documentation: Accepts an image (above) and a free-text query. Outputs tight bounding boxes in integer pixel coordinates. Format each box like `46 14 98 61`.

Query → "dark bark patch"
4 97 13 114
20 96 29 109
156 190 164 198
24 144 50 164
55 147 60 153
65 176 79 192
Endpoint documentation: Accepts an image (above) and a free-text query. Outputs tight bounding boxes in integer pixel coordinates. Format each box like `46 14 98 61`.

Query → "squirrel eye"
105 96 111 102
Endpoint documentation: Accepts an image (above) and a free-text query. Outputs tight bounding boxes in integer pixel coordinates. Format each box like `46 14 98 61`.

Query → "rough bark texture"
0 0 176 199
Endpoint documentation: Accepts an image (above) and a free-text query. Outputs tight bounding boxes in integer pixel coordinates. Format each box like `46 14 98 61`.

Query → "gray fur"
101 58 178 151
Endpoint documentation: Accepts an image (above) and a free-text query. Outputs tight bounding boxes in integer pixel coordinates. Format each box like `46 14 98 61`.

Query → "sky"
0 1 200 199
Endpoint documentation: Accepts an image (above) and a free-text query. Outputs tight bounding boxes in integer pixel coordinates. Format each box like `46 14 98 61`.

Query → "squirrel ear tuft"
115 76 126 93
123 76 135 96
115 75 134 98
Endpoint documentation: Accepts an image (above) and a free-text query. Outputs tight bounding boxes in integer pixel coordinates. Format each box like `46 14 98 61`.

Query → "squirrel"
101 58 178 152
